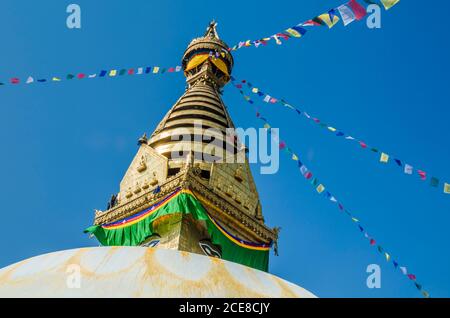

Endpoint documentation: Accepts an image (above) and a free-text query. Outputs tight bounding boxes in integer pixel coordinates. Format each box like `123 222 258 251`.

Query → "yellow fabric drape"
185 53 229 75
211 58 229 75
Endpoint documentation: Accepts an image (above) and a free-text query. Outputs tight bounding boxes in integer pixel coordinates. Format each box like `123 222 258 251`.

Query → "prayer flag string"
230 77 430 298
228 0 400 52
0 65 182 87
231 76 450 195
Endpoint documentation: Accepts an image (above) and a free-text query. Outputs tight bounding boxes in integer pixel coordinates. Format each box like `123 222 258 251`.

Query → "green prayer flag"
430 177 439 187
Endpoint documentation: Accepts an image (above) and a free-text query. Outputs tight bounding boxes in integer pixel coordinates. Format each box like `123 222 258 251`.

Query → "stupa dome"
0 247 315 298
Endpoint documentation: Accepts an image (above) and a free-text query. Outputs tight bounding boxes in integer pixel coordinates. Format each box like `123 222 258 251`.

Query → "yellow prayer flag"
252 88 259 93
263 123 271 129
318 13 340 29
328 127 337 132
285 28 302 38
292 154 298 161
380 0 400 10
109 70 117 77
152 67 160 74
316 184 325 194
385 253 390 262
52 77 61 81
351 217 359 223
444 183 450 194
380 152 389 163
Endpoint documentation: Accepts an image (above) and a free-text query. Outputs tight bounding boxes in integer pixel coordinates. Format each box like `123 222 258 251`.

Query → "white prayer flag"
26 76 34 84
263 95 271 103
404 164 413 175
337 4 356 26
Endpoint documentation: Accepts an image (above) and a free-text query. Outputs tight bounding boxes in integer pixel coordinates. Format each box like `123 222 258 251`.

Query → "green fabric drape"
84 192 269 271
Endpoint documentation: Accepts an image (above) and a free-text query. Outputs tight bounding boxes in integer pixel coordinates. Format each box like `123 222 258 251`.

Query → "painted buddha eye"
142 240 160 248
199 240 222 258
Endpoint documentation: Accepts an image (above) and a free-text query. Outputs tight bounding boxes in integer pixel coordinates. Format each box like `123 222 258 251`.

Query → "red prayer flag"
303 19 322 26
407 274 417 281
360 141 368 148
10 78 20 84
168 67 175 73
77 73 85 79
128 69 134 75
348 0 367 20
279 141 286 150
370 239 376 246
418 170 426 180
305 172 313 180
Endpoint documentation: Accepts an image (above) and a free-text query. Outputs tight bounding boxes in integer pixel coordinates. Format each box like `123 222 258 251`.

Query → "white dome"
0 246 315 298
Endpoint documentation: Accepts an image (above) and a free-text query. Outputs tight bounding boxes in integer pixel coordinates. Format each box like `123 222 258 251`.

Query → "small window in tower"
200 169 210 180
168 168 181 177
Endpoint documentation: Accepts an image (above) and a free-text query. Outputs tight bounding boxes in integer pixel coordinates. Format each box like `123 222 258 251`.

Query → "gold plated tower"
91 22 278 265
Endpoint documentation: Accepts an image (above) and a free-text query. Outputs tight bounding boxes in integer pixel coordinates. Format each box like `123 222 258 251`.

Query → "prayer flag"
286 26 307 37
272 35 282 45
394 159 402 166
88 74 97 78
318 11 340 29
52 77 61 81
330 196 337 202
316 184 325 194
400 267 407 275
263 95 271 103
404 164 413 175
304 172 313 180
348 0 367 20
175 66 182 72
292 154 299 161
337 4 356 26
145 67 152 74
328 127 337 132
360 141 367 148
380 152 389 163
407 274 417 281
430 177 439 188
302 19 322 27
119 69 126 76
77 73 85 79
109 70 117 77
99 70 107 77
380 0 400 10
26 76 34 84
252 87 259 93
444 183 450 194
152 67 160 74
137 67 143 75
418 170 426 181
370 239 376 246
66 74 75 79
128 69 134 75
300 165 308 175
10 78 19 84
385 253 390 262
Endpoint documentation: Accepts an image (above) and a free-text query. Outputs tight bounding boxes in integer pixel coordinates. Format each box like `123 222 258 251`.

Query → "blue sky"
0 0 449 298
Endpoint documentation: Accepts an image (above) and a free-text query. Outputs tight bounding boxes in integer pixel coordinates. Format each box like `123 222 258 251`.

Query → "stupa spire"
86 23 278 272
